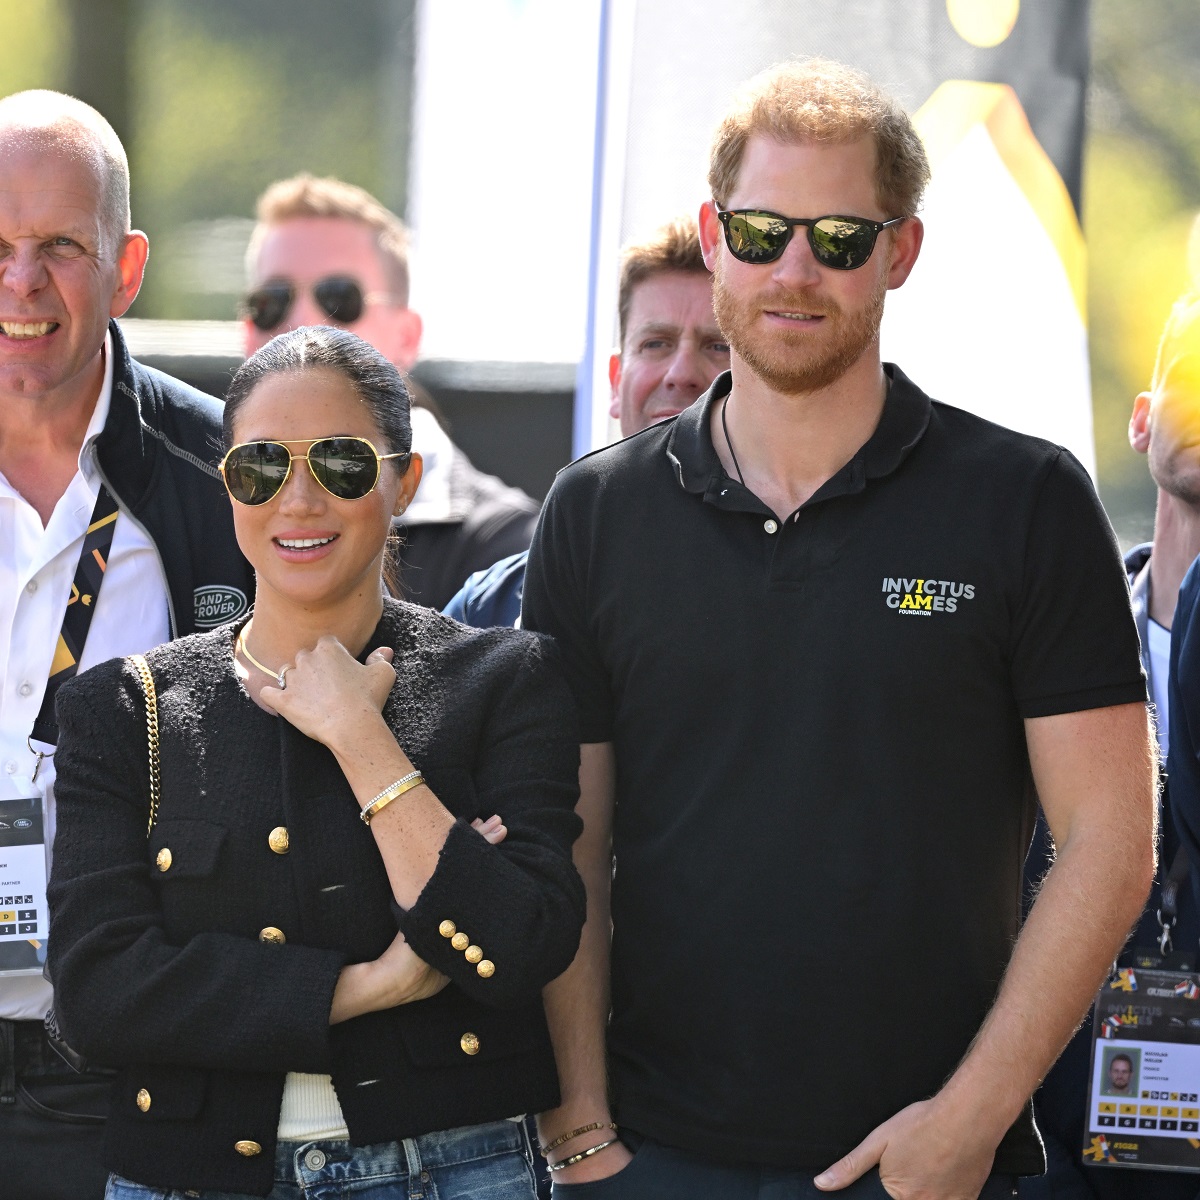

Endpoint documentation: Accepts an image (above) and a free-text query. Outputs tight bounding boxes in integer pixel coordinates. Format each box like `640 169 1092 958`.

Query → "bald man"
0 91 252 1198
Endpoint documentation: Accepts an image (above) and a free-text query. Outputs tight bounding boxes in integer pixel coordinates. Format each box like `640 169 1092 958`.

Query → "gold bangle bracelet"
540 1121 617 1155
547 1138 620 1172
360 771 425 824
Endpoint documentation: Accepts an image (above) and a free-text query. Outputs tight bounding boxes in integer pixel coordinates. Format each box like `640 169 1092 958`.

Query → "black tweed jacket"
47 599 584 1196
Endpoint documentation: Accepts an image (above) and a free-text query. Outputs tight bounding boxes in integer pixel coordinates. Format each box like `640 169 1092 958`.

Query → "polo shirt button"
304 1148 326 1170
763 519 779 534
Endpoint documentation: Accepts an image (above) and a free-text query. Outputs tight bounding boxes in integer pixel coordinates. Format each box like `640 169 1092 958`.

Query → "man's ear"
608 352 622 419
885 217 923 290
1129 392 1154 455
388 307 423 372
698 201 722 273
109 230 150 318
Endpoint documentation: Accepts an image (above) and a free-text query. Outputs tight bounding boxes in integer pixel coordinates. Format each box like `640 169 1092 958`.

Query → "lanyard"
27 484 120 778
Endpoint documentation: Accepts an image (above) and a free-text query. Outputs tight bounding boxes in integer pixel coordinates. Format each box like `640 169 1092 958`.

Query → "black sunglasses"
240 275 399 332
717 209 905 270
220 436 410 505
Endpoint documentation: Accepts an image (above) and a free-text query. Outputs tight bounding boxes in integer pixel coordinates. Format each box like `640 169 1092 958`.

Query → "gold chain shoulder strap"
128 654 161 838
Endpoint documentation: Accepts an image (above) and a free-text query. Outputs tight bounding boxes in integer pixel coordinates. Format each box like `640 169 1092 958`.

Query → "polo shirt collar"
666 363 932 509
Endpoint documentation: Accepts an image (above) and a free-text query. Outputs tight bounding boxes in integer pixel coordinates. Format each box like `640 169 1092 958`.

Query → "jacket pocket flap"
148 819 226 879
120 1065 208 1122
397 991 546 1067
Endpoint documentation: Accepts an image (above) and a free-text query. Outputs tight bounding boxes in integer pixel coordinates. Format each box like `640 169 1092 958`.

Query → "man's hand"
814 1096 995 1199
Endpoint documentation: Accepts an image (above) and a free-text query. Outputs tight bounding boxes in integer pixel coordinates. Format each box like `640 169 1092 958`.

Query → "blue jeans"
105 1118 538 1199
549 1134 1020 1199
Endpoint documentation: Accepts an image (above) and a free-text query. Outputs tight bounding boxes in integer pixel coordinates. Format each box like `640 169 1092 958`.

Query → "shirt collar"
79 330 115 486
666 363 932 509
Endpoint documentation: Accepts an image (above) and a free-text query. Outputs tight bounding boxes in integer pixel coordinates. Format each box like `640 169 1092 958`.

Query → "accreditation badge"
0 796 48 976
1084 963 1200 1172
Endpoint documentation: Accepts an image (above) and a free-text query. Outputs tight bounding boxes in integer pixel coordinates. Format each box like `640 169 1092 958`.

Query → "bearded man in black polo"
525 59 1156 1200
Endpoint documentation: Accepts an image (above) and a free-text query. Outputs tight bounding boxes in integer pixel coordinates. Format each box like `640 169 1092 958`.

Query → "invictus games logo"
194 585 248 628
882 577 975 616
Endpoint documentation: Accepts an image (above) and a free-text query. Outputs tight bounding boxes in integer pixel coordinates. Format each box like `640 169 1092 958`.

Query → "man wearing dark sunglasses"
242 174 538 609
524 59 1155 1200
0 91 253 1200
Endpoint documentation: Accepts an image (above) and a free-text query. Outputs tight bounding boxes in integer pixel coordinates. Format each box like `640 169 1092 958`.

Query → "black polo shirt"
522 366 1146 1174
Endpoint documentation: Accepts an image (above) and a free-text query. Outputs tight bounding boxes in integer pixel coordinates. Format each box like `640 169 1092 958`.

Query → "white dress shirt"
0 335 171 1019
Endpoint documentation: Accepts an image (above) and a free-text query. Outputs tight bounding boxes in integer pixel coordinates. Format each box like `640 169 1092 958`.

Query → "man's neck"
0 353 106 526
1148 489 1200 630
711 350 888 518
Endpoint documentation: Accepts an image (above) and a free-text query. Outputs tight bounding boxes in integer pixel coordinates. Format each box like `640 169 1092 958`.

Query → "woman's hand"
260 639 396 755
330 929 449 1023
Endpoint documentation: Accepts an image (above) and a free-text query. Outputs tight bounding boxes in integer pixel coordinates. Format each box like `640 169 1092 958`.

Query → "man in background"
1025 287 1200 1200
0 90 252 1200
243 174 538 609
444 215 728 628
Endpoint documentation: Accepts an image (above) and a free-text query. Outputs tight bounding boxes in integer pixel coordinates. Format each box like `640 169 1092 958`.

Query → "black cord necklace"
720 394 746 486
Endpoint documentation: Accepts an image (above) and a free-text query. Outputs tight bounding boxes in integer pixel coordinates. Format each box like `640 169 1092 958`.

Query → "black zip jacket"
99 319 254 635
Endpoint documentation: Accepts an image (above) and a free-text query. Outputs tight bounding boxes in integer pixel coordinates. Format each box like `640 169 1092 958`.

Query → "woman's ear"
395 451 423 515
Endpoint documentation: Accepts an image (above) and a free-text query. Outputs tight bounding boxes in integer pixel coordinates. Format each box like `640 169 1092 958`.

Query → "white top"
1148 617 1171 761
278 1072 349 1141
0 335 171 1019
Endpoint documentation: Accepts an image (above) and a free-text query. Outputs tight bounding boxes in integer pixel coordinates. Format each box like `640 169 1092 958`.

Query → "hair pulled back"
223 325 412 456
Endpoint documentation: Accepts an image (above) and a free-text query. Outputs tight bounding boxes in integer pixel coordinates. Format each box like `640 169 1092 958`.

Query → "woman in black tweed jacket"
47 328 585 1200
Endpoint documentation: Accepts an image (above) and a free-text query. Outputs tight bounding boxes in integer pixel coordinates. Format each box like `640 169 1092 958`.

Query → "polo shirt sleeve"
1010 448 1147 718
521 480 615 743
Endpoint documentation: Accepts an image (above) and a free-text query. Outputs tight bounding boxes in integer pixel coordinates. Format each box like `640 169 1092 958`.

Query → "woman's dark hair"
223 326 413 595
223 325 411 455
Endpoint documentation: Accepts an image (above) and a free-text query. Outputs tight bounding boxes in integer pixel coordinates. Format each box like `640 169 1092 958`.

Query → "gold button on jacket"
464 945 483 964
234 1140 262 1157
258 926 286 944
155 848 172 872
450 932 469 951
438 920 456 938
476 959 495 978
460 1032 480 1055
136 1088 151 1112
268 827 290 855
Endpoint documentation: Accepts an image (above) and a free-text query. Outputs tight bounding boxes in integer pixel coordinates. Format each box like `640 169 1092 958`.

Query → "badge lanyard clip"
1157 846 1190 956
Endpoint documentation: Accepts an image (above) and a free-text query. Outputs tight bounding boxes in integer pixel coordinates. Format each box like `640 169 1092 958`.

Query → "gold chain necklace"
236 623 289 689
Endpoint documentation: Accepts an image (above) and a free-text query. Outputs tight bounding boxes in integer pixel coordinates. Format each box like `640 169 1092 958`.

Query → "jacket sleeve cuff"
389 819 566 1008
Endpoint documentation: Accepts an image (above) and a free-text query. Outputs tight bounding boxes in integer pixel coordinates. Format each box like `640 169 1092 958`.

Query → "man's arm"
817 701 1157 1199
536 742 635 1181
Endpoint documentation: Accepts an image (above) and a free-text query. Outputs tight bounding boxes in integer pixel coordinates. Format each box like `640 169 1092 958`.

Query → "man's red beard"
712 260 887 395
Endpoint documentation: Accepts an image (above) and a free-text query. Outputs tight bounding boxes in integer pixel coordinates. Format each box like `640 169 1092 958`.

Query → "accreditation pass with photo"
0 796 48 975
1085 966 1200 1172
